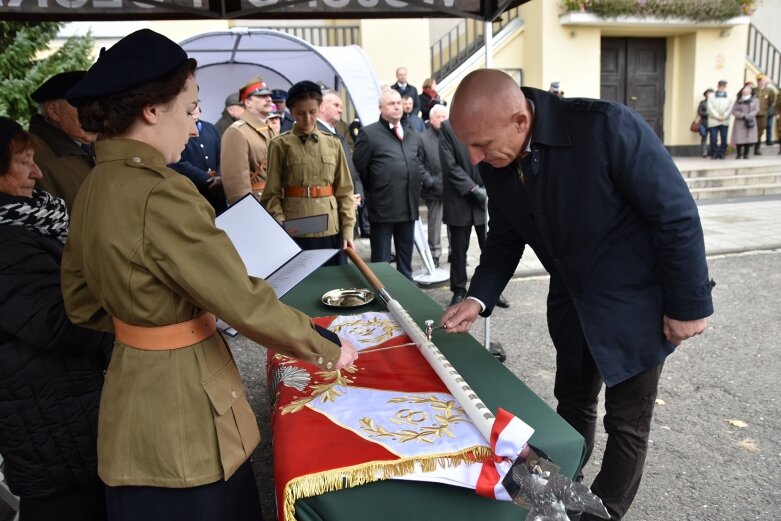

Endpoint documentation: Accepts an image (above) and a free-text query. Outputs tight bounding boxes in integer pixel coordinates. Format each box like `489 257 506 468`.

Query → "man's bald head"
449 69 531 168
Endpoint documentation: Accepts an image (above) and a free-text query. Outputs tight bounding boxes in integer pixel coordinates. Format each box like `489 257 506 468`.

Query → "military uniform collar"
240 110 269 131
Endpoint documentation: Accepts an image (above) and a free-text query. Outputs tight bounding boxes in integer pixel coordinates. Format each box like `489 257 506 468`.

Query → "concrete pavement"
353 155 781 286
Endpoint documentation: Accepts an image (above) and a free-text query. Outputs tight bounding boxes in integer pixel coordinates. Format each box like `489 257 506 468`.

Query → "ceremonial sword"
343 248 609 521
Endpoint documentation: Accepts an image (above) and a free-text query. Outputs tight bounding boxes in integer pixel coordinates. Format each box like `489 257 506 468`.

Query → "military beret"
0 117 23 159
31 71 87 103
66 29 188 107
239 77 272 101
225 92 242 107
270 89 288 101
286 81 322 109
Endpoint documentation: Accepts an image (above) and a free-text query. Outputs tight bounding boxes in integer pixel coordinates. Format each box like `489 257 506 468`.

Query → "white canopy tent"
180 29 382 126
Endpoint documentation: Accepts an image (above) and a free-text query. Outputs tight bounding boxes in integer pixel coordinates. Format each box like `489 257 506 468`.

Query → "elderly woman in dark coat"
732 84 759 159
0 117 112 521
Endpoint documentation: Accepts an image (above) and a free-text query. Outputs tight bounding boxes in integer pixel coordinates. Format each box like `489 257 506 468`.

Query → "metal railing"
430 7 522 81
748 24 781 87
270 25 360 47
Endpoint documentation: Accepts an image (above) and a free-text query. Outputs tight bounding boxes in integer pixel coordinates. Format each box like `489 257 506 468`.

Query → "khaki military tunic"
220 110 275 205
756 84 778 137
62 139 340 488
262 128 356 241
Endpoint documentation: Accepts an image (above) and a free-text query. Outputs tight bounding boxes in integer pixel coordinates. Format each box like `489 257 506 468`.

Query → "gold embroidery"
280 366 358 415
329 315 401 344
359 395 468 444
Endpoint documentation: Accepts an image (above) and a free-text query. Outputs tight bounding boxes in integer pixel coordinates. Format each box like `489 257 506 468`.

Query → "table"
280 262 586 520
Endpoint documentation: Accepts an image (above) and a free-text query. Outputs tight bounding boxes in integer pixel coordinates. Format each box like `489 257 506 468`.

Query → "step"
685 172 781 189
689 183 781 200
679 163 781 178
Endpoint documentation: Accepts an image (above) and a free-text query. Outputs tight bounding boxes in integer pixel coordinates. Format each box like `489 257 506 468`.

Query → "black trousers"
294 233 346 266
369 221 415 280
104 459 262 521
447 223 485 294
554 344 663 521
20 480 106 521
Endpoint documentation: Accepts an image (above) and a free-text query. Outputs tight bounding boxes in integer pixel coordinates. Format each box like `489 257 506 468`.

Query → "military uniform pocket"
202 360 261 479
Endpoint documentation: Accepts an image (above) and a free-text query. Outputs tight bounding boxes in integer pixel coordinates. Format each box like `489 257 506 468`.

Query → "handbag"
745 117 756 128
690 118 701 133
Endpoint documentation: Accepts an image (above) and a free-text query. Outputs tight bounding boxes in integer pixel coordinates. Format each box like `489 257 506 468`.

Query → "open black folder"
215 194 338 298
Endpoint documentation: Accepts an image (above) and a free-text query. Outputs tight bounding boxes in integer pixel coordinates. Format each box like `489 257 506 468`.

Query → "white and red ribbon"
476 407 535 501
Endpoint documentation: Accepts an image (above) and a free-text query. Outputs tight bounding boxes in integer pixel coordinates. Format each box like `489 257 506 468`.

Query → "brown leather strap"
112 313 217 351
283 185 334 198
251 179 266 192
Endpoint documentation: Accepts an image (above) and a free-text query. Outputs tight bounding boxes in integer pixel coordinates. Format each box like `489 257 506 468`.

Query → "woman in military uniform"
62 29 357 521
261 81 356 265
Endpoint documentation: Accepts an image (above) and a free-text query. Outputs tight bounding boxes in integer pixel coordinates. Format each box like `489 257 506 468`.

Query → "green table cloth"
280 262 586 520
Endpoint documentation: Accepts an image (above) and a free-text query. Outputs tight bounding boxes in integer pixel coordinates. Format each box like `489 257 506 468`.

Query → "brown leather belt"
251 179 266 192
283 185 334 198
112 312 217 351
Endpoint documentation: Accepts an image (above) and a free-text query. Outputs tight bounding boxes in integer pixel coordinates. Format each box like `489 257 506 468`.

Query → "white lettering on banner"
93 0 120 7
0 0 457 10
314 0 351 8
385 0 407 6
356 0 378 6
246 0 276 6
55 0 86 7
132 1 156 7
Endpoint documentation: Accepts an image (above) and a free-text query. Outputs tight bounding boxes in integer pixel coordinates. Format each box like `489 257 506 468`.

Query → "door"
601 37 666 139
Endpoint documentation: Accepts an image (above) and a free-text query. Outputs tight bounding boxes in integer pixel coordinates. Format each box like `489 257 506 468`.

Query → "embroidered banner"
268 312 494 521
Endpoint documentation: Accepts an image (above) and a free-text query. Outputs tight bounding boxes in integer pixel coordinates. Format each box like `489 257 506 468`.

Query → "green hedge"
561 0 757 22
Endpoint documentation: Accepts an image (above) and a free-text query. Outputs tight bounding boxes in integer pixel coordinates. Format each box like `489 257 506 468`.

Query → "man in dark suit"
391 67 420 116
440 117 510 308
353 89 424 280
317 90 364 235
440 70 714 521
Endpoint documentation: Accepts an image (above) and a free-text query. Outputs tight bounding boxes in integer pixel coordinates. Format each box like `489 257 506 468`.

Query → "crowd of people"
1 26 751 521
695 74 779 159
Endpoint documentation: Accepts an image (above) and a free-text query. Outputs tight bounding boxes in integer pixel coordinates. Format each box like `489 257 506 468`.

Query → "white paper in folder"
215 194 338 298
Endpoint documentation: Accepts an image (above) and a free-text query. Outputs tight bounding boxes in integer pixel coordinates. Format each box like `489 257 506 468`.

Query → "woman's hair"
0 129 35 176
78 58 197 137
703 88 714 97
422 78 435 90
289 90 323 110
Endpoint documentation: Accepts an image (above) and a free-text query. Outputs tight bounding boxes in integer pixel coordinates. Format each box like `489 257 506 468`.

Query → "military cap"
239 77 272 101
267 104 282 119
31 71 88 103
225 92 242 107
270 89 288 101
0 117 23 158
66 29 188 107
286 81 322 109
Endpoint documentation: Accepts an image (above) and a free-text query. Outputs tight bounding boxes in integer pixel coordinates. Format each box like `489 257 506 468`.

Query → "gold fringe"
282 446 493 521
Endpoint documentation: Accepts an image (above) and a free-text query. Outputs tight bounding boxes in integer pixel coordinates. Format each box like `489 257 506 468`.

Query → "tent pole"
484 21 493 68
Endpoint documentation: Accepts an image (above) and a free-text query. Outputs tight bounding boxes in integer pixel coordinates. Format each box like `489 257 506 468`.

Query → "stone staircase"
676 154 781 200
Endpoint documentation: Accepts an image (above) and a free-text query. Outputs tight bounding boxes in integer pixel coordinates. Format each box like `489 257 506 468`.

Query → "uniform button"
326 361 333 370
316 356 324 365
231 390 238 398
200 144 205 148
132 157 142 163
204 155 209 160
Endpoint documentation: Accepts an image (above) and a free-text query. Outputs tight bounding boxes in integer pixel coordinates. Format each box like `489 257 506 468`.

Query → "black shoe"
433 257 440 268
450 292 465 306
495 294 510 308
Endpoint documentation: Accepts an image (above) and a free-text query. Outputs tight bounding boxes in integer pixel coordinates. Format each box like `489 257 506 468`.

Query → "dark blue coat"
468 88 714 386
169 119 227 214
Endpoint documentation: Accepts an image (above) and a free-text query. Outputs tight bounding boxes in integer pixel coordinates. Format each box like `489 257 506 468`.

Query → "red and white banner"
268 312 533 520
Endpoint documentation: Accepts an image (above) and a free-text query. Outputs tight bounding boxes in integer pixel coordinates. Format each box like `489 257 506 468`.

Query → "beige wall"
359 19 431 91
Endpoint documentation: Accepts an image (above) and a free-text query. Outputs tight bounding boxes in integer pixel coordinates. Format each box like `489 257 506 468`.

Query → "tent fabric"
181 30 382 127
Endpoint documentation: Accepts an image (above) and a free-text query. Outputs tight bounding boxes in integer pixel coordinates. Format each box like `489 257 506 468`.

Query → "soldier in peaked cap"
220 76 277 204
271 88 294 132
62 28 357 521
28 70 96 210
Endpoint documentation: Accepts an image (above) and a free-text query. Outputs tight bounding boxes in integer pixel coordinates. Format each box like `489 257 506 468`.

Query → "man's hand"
352 193 363 207
207 175 223 195
663 315 707 346
335 337 359 369
439 299 481 334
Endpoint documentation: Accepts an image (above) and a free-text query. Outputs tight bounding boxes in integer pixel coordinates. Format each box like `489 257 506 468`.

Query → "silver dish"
321 288 375 308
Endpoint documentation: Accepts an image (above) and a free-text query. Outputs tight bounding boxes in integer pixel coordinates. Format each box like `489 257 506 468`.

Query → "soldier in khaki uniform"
221 78 276 205
28 71 97 211
755 73 777 155
262 81 356 265
63 29 357 521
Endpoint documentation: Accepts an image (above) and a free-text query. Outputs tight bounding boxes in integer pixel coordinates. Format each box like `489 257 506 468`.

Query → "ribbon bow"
475 408 534 501
299 133 319 145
